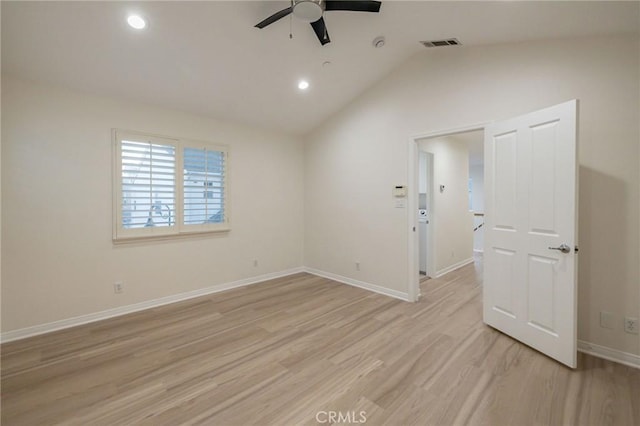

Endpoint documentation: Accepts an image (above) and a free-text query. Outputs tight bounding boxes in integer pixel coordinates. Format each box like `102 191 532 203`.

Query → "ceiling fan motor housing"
292 0 324 22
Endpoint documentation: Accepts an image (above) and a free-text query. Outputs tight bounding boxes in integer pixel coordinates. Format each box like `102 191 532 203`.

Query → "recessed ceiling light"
298 80 310 90
127 14 147 30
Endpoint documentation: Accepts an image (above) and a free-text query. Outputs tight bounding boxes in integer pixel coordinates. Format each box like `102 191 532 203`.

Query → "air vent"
420 38 461 48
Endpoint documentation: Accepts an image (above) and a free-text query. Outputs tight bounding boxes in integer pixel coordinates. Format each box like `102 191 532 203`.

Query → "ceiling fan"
255 0 382 46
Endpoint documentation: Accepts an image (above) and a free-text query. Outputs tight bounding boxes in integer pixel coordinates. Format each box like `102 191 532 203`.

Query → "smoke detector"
372 36 385 48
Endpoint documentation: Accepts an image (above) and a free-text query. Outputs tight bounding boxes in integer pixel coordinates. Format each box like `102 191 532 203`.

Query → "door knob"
548 243 571 254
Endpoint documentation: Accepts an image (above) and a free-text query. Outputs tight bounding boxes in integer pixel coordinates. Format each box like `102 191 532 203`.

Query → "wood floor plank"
2 260 639 425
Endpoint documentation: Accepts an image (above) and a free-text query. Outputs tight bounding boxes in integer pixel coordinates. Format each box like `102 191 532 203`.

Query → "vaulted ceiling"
2 1 638 135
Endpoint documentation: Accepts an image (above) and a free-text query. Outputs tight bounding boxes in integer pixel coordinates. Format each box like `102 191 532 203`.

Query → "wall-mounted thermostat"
393 185 407 198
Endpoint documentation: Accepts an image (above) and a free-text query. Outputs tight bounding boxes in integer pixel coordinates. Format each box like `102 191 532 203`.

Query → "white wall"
304 35 640 356
469 164 484 252
418 136 473 274
1 77 304 333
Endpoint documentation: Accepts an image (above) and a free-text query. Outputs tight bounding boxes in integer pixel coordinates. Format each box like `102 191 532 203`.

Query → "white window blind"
121 140 176 229
114 130 229 241
183 147 226 226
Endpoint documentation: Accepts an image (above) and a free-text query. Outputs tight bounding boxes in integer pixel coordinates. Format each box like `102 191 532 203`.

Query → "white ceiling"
2 1 638 136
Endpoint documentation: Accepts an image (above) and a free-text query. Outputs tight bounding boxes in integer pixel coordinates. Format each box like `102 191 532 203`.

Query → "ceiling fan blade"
255 7 293 29
324 0 381 13
310 17 331 45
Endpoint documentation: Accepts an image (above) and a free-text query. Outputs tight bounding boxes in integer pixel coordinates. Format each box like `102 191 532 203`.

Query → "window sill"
112 228 231 245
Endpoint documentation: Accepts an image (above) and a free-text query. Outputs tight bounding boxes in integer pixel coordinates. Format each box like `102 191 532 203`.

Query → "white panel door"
484 100 578 368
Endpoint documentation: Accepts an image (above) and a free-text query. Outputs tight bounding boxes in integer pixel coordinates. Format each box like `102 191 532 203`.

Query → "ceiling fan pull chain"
290 14 294 39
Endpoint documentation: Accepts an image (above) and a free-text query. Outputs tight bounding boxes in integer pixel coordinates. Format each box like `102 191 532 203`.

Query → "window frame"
112 129 230 242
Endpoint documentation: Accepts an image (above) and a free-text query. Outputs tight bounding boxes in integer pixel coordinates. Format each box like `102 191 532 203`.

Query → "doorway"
409 101 578 367
408 125 485 301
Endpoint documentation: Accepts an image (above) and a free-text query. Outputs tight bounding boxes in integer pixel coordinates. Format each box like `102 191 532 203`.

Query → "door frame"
407 122 487 301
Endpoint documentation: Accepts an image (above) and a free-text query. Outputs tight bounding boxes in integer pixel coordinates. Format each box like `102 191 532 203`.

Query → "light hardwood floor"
2 259 639 425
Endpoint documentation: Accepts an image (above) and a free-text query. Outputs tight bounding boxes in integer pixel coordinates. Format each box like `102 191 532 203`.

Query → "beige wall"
1 77 304 332
418 136 473 274
304 35 640 356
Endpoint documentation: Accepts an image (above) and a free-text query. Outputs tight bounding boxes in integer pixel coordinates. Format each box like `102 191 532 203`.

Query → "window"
113 130 229 240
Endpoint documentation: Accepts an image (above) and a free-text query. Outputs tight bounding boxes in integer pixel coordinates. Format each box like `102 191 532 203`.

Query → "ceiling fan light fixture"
292 0 324 22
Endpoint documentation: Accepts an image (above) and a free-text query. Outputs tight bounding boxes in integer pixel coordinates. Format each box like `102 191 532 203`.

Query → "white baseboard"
0 267 305 344
435 257 475 278
304 267 411 302
5 266 638 372
578 340 640 369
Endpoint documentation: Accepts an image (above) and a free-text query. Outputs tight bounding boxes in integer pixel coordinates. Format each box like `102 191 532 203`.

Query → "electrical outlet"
624 317 638 334
355 262 360 271
114 281 124 294
600 311 615 329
